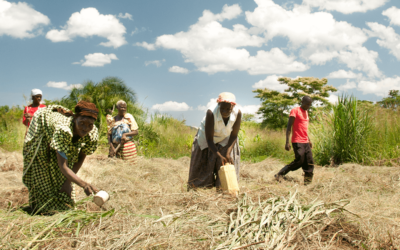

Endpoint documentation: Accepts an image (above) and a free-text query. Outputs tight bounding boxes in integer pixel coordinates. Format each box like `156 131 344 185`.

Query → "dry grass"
0 149 400 249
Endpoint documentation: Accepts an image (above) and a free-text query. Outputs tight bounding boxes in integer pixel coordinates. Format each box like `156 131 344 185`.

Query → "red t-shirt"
289 107 309 143
22 104 46 126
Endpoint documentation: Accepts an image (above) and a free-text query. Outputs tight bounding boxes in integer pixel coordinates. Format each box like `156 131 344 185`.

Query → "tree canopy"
378 90 400 110
46 77 143 137
253 77 337 129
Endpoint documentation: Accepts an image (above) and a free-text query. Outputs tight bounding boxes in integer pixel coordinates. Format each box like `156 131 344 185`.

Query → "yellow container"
218 163 239 196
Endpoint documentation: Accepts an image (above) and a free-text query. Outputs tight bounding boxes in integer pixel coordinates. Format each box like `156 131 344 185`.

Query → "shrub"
312 95 372 165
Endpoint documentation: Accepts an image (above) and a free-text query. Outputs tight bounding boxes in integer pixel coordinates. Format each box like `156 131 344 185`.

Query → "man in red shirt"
23 89 46 137
275 96 314 185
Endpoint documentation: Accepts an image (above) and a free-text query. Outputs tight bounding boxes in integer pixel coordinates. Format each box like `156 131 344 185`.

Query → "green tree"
242 113 255 122
378 90 400 110
253 77 337 129
54 77 144 140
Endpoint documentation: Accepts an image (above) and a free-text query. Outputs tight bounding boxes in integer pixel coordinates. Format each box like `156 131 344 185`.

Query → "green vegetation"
312 94 400 166
0 105 25 151
2 76 400 166
312 95 372 165
240 121 292 163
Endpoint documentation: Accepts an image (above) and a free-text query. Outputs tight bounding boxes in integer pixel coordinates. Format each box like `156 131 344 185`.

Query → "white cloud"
357 77 400 97
367 22 400 60
338 79 357 91
46 8 127 48
197 98 262 121
327 94 338 104
118 13 132 20
74 53 118 67
245 0 381 77
327 70 361 79
135 41 156 50
169 66 189 74
382 7 400 26
145 59 165 67
46 81 83 90
150 4 307 75
237 104 261 115
131 27 146 36
252 75 288 92
197 98 218 111
304 0 388 14
0 0 50 38
152 101 192 111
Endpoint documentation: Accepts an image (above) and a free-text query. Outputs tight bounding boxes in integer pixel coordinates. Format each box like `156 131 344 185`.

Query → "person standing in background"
274 96 314 185
23 89 46 137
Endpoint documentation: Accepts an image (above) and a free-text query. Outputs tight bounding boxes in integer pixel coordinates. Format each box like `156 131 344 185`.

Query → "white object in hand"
93 190 110 206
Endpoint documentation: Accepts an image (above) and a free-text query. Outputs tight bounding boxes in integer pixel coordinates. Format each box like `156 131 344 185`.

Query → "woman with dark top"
23 89 46 137
23 101 100 214
188 92 242 190
107 100 139 162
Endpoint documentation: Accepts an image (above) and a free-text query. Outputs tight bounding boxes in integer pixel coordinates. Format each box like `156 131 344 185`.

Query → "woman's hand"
121 134 127 144
218 153 228 166
24 113 32 118
59 180 72 197
225 154 234 164
82 183 99 196
109 144 116 157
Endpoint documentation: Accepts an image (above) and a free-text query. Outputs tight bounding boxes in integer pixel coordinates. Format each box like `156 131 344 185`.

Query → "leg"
275 143 305 181
302 143 315 185
188 137 214 190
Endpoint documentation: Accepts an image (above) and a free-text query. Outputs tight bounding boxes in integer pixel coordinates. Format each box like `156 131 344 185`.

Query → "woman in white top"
188 92 242 190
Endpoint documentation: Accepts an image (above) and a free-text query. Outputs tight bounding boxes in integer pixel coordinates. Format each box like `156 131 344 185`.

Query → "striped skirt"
116 141 137 163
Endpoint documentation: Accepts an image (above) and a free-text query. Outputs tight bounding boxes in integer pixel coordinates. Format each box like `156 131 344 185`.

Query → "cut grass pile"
1 149 399 249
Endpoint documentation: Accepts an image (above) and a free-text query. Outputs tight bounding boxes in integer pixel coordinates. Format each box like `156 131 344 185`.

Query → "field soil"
1 148 399 249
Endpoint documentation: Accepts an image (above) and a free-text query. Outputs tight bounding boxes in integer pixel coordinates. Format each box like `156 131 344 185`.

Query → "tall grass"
312 95 373 165
240 121 292 163
0 106 25 151
138 113 196 158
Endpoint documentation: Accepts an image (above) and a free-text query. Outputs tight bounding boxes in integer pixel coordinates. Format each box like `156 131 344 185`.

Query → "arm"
121 130 139 143
108 133 116 156
308 136 312 148
22 108 30 126
225 110 242 163
285 116 295 151
57 151 99 196
205 110 228 165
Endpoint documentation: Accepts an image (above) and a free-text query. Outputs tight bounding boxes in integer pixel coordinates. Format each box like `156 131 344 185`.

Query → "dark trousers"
281 143 314 175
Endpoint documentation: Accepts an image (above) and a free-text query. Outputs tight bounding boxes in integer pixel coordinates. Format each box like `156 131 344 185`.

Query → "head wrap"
216 92 236 105
74 100 99 120
52 100 99 120
31 89 42 97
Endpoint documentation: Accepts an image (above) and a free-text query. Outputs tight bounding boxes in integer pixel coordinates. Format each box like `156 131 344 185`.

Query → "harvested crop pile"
216 191 361 249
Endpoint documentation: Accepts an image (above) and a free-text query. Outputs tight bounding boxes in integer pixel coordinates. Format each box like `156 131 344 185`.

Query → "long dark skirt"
188 136 240 189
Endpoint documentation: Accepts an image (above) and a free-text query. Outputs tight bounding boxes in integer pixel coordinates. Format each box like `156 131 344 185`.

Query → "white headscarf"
216 92 236 105
31 89 42 97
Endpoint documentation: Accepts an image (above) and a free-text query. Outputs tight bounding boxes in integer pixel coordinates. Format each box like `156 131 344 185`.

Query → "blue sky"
1 0 400 126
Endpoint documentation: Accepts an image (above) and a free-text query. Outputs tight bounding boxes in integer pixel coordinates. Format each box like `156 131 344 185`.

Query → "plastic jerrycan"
218 163 239 196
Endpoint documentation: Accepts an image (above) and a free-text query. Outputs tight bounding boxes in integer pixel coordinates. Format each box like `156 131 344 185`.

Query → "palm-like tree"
60 77 143 138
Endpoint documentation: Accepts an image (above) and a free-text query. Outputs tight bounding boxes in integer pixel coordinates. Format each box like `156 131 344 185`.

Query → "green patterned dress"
23 105 98 213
